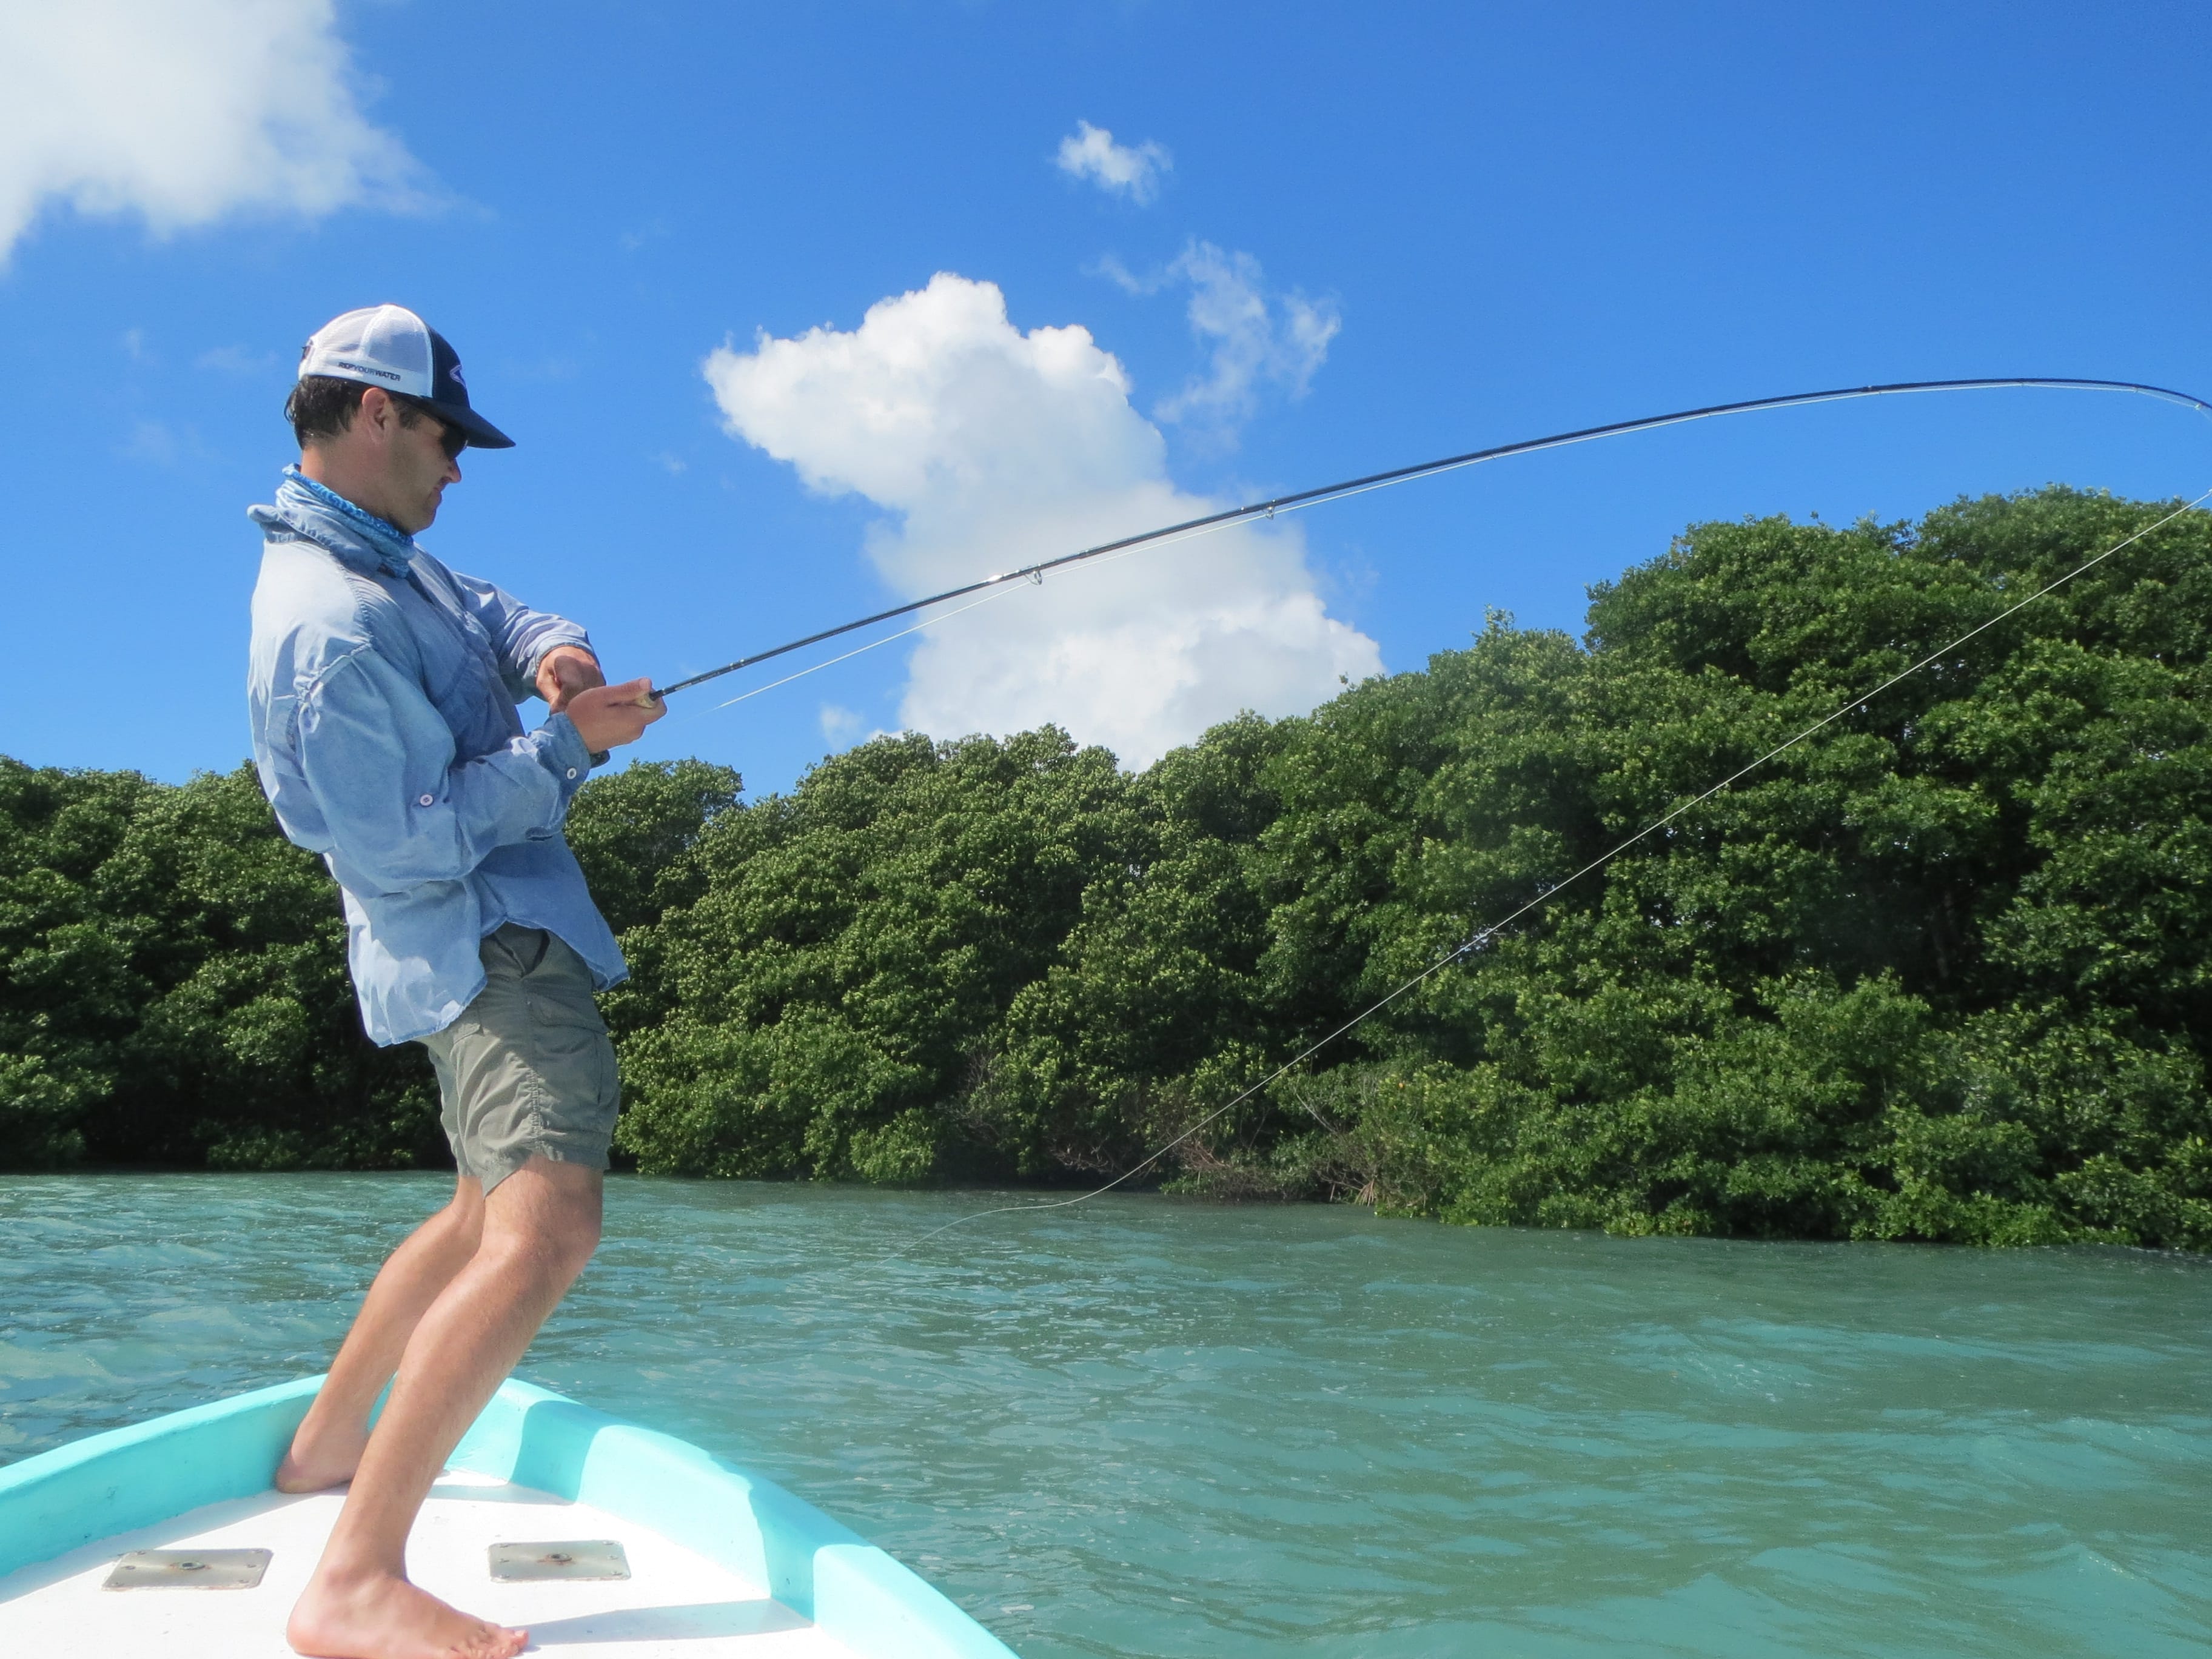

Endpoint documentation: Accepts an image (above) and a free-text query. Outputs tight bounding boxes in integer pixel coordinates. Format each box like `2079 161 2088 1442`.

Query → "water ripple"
2 1173 2208 1657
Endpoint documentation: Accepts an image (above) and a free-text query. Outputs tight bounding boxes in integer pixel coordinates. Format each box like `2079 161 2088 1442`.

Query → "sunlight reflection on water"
3 1173 2208 1657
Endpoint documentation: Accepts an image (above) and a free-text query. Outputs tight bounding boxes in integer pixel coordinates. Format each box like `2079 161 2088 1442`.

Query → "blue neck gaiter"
247 465 419 578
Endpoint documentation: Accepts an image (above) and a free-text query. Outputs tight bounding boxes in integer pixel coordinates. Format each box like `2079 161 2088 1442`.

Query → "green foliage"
612 485 2211 1248
6 486 2208 1250
1228 488 2212 1247
611 728 1148 1178
563 757 743 937
0 754 740 1174
0 758 440 1170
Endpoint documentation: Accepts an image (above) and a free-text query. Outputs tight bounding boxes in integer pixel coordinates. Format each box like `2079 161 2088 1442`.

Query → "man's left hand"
536 646 605 714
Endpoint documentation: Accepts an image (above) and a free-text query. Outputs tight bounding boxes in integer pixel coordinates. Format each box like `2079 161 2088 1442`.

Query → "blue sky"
4 1 2210 794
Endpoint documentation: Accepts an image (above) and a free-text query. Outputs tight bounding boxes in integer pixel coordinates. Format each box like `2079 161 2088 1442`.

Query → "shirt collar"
246 465 420 578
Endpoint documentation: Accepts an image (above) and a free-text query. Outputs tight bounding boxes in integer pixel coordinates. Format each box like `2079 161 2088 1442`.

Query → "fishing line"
653 378 2210 704
712 590 1010 710
701 511 1296 712
879 482 2212 1262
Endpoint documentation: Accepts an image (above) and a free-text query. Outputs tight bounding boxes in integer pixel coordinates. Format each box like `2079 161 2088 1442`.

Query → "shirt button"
418 794 434 806
566 768 578 779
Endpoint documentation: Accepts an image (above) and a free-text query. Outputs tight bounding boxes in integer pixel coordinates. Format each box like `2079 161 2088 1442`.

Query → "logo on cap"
449 363 467 387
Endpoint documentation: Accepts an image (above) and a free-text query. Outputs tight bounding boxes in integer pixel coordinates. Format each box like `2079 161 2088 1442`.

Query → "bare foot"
287 1570 526 1659
276 1423 368 1493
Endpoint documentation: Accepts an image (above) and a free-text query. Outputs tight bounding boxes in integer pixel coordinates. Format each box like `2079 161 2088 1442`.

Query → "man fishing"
245 303 662 1659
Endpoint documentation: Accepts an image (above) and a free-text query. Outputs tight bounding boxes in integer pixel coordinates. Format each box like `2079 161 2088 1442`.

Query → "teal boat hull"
0 1376 1017 1658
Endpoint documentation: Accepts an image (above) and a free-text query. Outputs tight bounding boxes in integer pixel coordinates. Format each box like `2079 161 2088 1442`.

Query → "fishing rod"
651 376 2211 702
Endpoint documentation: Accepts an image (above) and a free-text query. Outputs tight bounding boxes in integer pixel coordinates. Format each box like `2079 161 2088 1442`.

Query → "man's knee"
484 1158 602 1281
535 1196 602 1281
558 1215 602 1281
477 1219 596 1293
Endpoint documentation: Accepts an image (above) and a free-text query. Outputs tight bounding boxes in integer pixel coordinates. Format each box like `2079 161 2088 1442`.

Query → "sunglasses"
398 397 468 461
427 414 468 462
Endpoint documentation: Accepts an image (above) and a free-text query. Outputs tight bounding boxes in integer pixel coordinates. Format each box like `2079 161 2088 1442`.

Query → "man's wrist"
531 640 602 700
534 711 595 796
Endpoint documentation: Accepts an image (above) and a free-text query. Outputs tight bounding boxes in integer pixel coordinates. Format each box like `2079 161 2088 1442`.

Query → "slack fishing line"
651 377 2211 707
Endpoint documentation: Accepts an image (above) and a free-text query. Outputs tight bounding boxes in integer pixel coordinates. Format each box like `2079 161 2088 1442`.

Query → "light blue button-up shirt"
246 469 625 1045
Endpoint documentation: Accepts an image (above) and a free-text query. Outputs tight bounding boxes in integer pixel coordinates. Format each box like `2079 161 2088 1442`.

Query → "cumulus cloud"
0 0 424 263
704 274 1379 768
1056 120 1171 204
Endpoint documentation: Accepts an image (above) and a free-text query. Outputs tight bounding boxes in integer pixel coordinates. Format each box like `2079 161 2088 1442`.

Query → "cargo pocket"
526 987 619 1125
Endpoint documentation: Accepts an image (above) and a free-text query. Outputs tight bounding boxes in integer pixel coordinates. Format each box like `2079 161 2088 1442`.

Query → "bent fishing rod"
648 376 2211 702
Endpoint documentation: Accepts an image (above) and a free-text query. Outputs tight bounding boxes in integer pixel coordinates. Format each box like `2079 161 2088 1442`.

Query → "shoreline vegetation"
4 486 2208 1248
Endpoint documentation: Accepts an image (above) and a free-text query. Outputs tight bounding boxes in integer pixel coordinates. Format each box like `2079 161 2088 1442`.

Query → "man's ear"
357 386 398 443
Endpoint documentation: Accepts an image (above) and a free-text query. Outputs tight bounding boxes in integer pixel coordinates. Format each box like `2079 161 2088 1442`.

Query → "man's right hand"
563 678 665 752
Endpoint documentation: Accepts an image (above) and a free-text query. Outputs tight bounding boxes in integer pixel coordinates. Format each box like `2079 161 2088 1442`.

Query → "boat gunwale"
0 1376 1017 1658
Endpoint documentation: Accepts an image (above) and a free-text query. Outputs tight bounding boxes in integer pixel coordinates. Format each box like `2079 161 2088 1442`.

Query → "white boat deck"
0 1467 861 1657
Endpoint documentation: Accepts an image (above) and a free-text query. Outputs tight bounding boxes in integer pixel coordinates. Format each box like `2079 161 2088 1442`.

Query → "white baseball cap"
299 304 515 449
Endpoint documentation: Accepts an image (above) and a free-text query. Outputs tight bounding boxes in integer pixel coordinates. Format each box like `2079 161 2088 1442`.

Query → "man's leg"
278 1176 487 1493
286 1156 602 1659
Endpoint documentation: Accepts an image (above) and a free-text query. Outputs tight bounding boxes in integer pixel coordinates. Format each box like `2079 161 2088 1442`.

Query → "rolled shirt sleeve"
295 644 592 899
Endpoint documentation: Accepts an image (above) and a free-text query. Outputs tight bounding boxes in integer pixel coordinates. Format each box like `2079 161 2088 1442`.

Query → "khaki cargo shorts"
418 923 619 1193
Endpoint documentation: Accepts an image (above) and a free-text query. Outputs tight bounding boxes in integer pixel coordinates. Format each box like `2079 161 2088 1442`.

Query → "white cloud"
0 0 424 263
1152 241 1341 431
1055 120 1171 205
705 274 1380 768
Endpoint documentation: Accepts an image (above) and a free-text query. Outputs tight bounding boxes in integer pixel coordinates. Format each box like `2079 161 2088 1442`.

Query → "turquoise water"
2 1175 2208 1657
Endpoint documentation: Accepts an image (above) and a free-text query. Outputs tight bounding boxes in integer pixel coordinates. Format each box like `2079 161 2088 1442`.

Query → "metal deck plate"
103 1549 272 1590
487 1539 631 1581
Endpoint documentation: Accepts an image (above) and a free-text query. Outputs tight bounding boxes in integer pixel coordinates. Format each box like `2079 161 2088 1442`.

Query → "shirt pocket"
413 607 513 754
